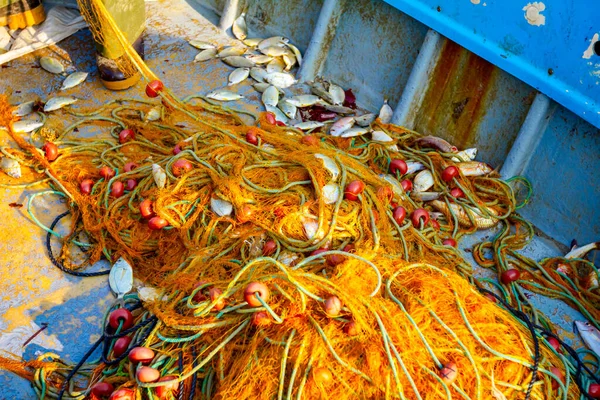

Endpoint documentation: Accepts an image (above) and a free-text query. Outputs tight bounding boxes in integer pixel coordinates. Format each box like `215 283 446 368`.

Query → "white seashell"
221 56 255 68
243 38 262 48
218 47 246 58
194 48 218 62
278 98 297 119
406 161 426 174
329 117 355 137
293 121 324 130
0 157 21 178
328 83 345 106
266 58 285 74
250 67 269 82
378 100 393 124
152 164 166 188
245 54 272 65
340 127 369 138
265 104 289 124
451 148 478 162
258 36 288 51
206 90 244 101
260 46 287 57
60 71 88 90
211 197 233 217
11 120 43 133
285 42 303 66
261 85 279 107
413 170 434 192
232 13 247 41
43 96 77 112
39 56 64 74
265 72 296 88
189 40 216 50
228 67 250 85
286 95 320 107
322 183 340 204
302 218 319 240
252 82 271 92
12 101 35 117
355 113 376 127
144 106 161 122
314 154 339 181
371 130 394 142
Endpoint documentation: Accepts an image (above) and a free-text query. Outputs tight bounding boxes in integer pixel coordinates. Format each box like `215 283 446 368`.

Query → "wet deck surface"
0 0 588 398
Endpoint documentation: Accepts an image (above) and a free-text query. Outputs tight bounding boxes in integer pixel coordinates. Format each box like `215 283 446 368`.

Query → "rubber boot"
0 0 46 30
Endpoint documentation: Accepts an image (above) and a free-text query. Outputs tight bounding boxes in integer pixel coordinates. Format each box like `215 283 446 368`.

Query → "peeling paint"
0 321 63 357
583 33 599 59
522 2 546 26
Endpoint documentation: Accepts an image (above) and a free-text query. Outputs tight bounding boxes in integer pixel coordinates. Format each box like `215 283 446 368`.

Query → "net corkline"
0 0 599 399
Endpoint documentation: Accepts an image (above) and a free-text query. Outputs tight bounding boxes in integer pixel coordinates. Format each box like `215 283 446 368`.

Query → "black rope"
189 347 198 400
57 335 104 400
47 211 110 277
178 351 185 400
477 287 600 399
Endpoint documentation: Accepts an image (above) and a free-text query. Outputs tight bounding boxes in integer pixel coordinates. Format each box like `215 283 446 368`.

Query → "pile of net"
0 0 598 399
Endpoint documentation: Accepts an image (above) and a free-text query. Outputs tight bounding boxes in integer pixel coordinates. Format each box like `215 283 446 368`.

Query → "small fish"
340 127 369 138
243 38 262 48
250 67 268 82
232 13 247 41
206 90 244 101
265 72 296 88
378 100 393 124
413 170 434 192
39 56 64 74
211 197 233 217
252 82 271 92
412 192 441 201
245 54 272 65
329 117 355 137
583 271 599 290
194 48 218 62
12 101 35 117
566 241 600 259
144 106 161 122
266 58 286 74
189 40 216 50
260 46 287 57
0 157 21 178
11 120 43 133
278 98 297 119
406 161 426 174
152 164 166 188
256 86 278 109
285 42 303 66
314 154 340 181
109 257 133 300
228 67 250 85
322 183 340 205
293 121 324 131
457 162 493 177
416 135 458 153
265 104 289 124
328 83 345 106
218 46 246 58
287 95 321 108
381 174 407 198
311 83 336 104
451 148 478 162
221 55 255 68
258 36 288 51
282 53 296 71
431 200 498 229
355 113 376 127
575 321 600 357
60 71 88 90
371 130 394 142
43 96 77 112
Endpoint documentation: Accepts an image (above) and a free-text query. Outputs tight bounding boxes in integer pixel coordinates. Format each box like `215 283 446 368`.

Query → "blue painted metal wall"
383 0 600 129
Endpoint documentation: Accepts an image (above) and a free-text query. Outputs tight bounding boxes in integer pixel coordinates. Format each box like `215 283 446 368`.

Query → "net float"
126 179 137 191
118 129 135 144
91 382 114 397
244 282 269 307
550 366 564 390
148 217 168 230
411 208 430 228
393 206 406 225
111 181 124 198
547 337 561 353
209 287 226 311
344 321 358 336
109 388 134 400
123 162 138 172
265 112 277 125
172 143 184 155
343 243 356 253
440 362 458 385
588 383 600 398
246 128 260 145
311 248 327 257
300 135 319 146
326 253 345 266
108 308 133 330
450 187 465 198
146 80 164 98
99 166 116 180
155 375 179 399
344 180 365 201
443 238 457 247
389 159 407 175
501 269 521 284
80 179 94 195
137 366 160 383
192 281 210 302
112 336 132 357
312 367 333 385
252 311 270 326
128 347 155 364
401 179 413 192
262 240 277 256
236 204 254 223
442 166 459 182
324 296 342 317
139 199 155 219
172 159 193 177
430 219 440 230
42 142 58 161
